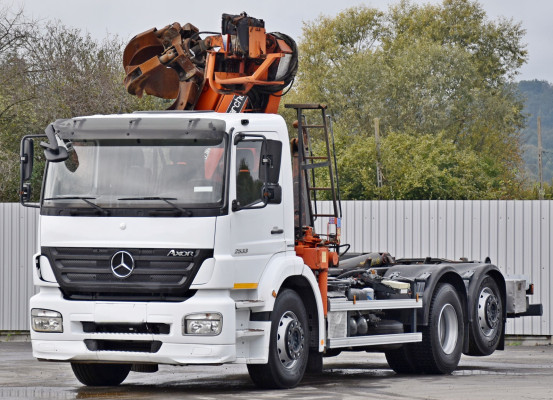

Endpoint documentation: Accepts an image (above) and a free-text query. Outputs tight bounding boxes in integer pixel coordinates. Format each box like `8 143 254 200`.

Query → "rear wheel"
467 276 503 356
411 283 464 374
247 289 309 389
71 363 131 386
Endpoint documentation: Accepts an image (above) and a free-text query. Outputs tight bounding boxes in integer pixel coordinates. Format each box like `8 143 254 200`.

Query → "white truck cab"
28 111 322 384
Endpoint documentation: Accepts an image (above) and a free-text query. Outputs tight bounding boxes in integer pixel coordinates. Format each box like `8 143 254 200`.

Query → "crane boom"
123 12 297 113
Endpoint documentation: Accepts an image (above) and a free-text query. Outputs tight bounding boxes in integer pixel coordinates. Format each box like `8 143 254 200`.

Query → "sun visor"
52 116 227 141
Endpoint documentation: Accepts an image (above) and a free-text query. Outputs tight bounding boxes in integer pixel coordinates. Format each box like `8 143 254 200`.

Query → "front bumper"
33 340 235 364
30 287 265 365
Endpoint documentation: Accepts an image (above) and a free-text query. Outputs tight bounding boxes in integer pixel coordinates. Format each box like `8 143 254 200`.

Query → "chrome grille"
42 247 212 301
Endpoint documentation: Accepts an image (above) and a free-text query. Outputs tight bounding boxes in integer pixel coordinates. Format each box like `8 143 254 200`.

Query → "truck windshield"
42 136 227 212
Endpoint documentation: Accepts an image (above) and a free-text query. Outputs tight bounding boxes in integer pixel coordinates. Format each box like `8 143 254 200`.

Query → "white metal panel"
1 203 39 330
413 201 422 258
540 202 551 335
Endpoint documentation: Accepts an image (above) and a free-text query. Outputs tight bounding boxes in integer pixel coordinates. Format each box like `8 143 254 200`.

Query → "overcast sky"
11 0 553 82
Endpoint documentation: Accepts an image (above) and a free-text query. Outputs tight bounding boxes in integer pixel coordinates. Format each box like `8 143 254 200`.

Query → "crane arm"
123 13 297 113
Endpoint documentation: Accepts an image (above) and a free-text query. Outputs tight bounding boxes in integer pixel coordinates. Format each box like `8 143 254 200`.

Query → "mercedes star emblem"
110 250 135 279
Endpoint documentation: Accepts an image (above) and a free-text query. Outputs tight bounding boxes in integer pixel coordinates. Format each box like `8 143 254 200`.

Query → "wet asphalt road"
0 342 552 400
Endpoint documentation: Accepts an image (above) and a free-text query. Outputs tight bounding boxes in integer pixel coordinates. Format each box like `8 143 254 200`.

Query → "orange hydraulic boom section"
123 13 297 113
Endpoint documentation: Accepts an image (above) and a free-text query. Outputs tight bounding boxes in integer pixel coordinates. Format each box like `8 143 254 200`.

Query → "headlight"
31 309 63 333
183 313 222 335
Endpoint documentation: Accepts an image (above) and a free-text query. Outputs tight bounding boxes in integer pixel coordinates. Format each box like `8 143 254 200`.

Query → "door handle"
271 228 284 235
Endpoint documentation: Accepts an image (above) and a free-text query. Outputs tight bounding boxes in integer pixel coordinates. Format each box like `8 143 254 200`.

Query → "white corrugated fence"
1 203 39 332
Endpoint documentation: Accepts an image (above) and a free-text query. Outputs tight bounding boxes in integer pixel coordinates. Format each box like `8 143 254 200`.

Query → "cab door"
229 132 285 285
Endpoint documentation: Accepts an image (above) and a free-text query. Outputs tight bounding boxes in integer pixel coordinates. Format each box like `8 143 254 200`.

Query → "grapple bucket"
122 13 298 112
124 26 176 99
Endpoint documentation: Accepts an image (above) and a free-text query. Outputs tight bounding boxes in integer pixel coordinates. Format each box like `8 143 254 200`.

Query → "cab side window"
236 142 263 206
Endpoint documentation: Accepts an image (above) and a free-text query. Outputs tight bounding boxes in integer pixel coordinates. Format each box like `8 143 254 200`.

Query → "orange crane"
123 12 297 114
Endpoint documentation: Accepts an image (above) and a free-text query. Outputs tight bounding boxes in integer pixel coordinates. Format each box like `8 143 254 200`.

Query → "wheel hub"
276 311 305 368
485 296 499 328
478 288 500 337
286 320 304 360
437 303 459 355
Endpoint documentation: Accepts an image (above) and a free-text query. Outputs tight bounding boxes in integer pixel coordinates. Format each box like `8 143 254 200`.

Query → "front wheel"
411 283 464 374
71 363 131 386
247 289 309 389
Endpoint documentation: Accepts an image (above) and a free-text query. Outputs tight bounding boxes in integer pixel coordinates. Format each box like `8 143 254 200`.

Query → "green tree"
379 132 519 199
0 7 163 202
285 0 527 199
0 7 38 201
311 130 518 200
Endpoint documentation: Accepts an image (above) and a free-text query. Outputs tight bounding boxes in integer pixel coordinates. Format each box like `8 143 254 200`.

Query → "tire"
411 283 464 374
467 276 503 356
305 350 323 374
71 363 131 386
385 345 416 374
247 289 309 389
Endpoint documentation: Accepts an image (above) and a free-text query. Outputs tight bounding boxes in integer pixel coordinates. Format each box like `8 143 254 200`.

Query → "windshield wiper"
43 196 110 216
117 196 192 216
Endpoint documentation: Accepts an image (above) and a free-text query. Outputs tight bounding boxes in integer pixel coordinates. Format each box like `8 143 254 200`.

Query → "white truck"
18 13 541 389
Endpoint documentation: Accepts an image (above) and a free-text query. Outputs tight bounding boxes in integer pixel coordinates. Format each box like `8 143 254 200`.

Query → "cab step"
327 332 422 349
236 329 265 338
235 300 266 309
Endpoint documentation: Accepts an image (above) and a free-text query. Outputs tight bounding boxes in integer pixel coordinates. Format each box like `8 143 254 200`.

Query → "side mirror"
20 135 43 208
40 124 68 162
263 183 282 204
20 182 32 203
21 138 34 181
231 199 241 212
233 133 245 145
259 140 282 183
